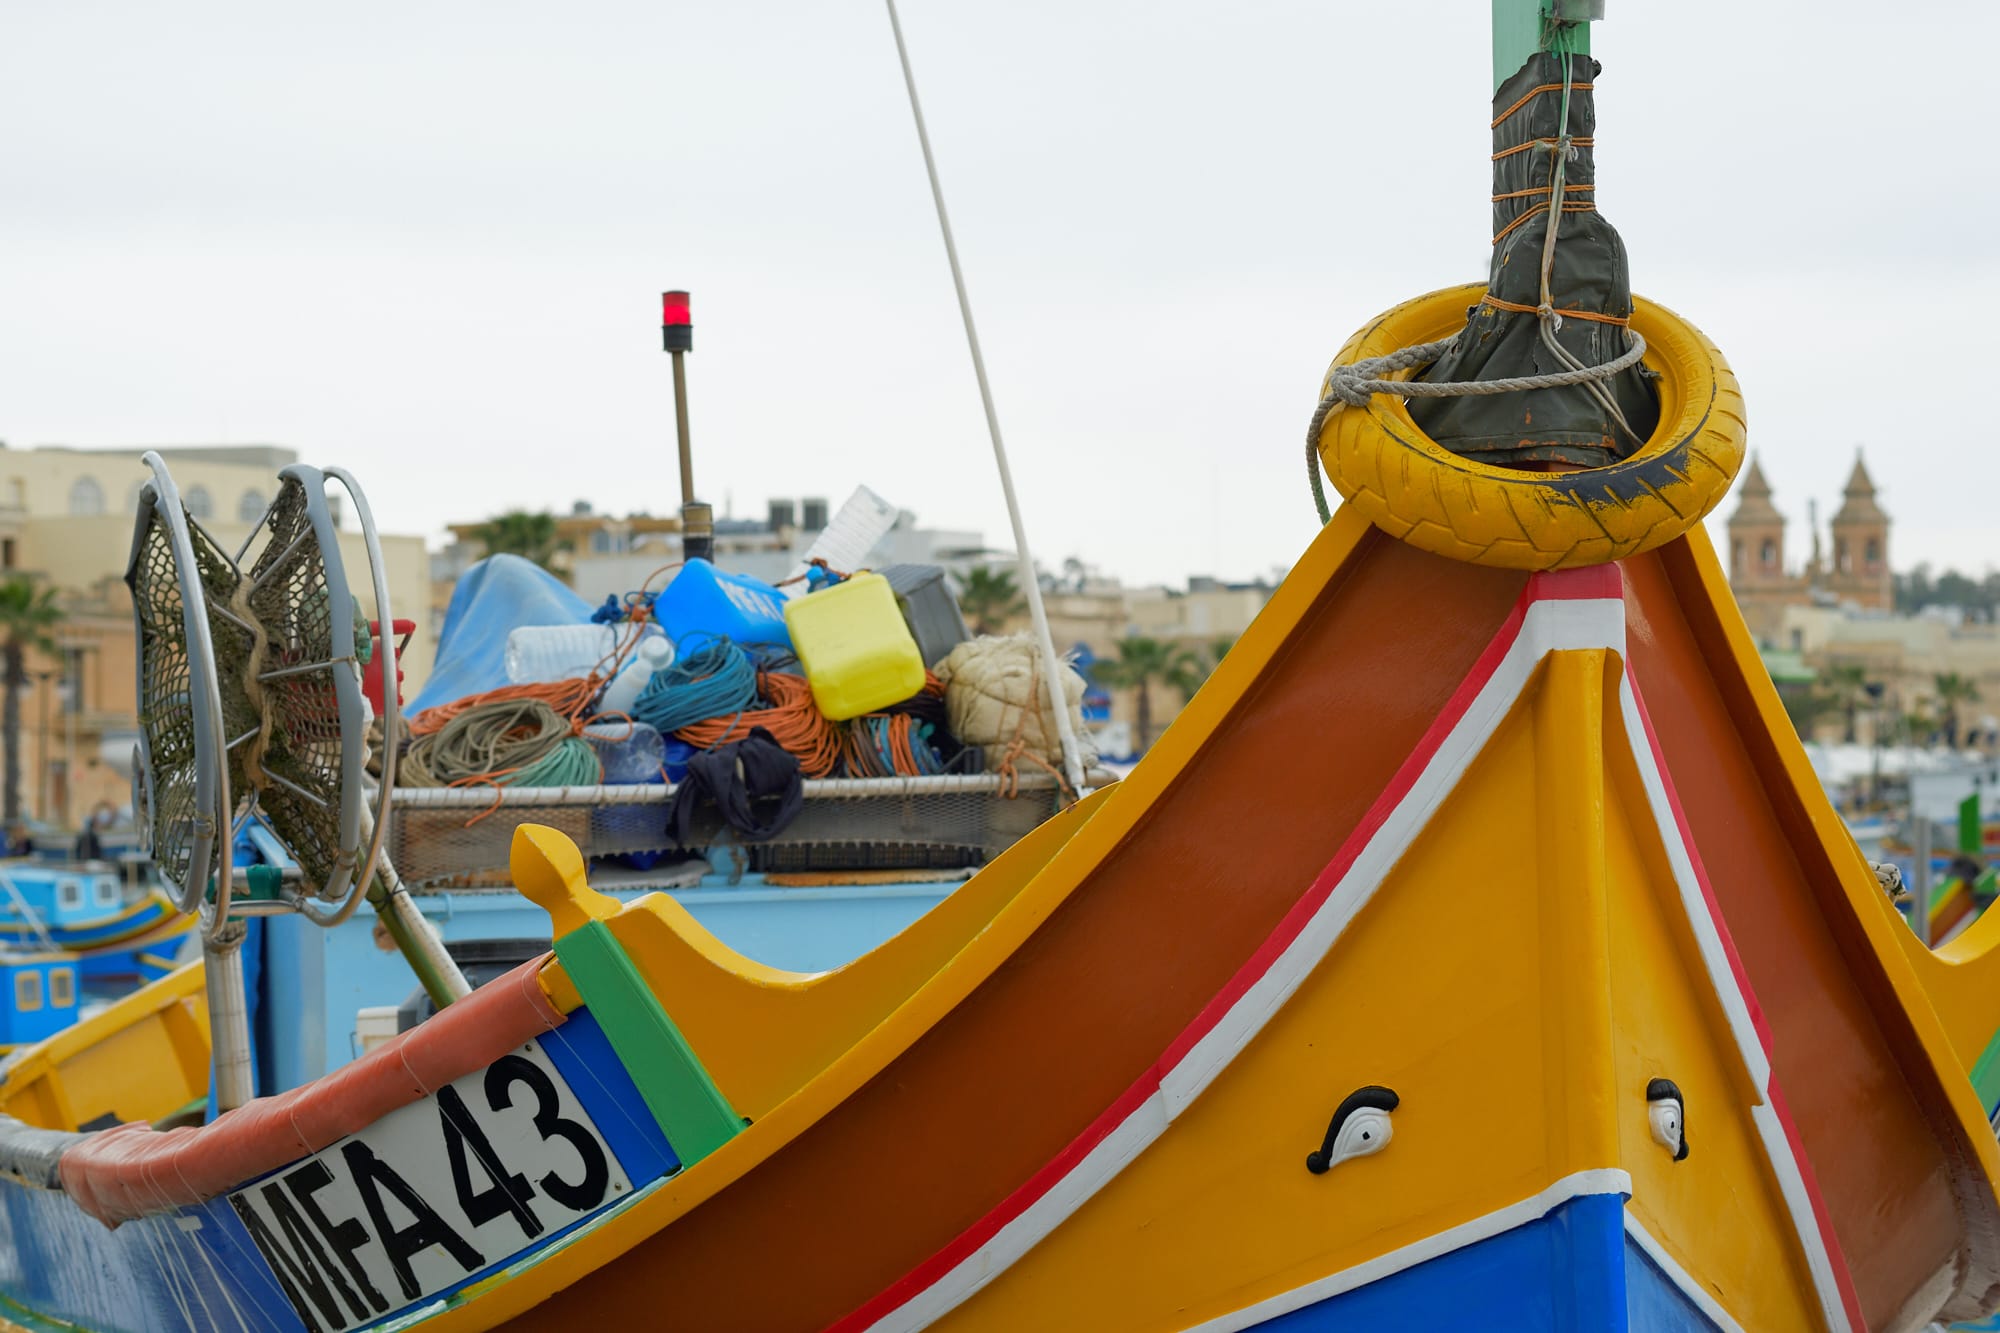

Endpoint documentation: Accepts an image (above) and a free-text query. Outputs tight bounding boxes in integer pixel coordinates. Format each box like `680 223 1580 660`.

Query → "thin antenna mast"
882 0 1088 793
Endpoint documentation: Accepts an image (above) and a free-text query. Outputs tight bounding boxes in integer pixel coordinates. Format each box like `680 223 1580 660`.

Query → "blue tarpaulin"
410 555 594 714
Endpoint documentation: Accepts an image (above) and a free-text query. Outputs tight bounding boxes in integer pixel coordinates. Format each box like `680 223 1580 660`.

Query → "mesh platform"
388 776 1066 890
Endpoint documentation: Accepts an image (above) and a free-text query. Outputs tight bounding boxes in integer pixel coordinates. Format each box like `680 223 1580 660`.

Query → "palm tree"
1095 636 1204 753
1902 710 1940 748
1934 672 1981 749
959 567 1026 636
473 510 569 577
1778 688 1837 741
1820 663 1878 745
0 577 64 824
1178 636 1239 691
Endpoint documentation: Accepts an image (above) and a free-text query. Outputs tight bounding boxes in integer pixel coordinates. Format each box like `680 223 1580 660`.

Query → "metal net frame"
128 493 213 906
125 458 381 930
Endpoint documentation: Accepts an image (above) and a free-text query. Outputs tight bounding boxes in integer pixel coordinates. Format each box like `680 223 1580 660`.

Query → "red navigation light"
662 291 692 328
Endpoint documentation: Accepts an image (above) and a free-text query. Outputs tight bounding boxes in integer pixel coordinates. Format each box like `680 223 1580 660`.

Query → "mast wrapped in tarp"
1410 52 1657 467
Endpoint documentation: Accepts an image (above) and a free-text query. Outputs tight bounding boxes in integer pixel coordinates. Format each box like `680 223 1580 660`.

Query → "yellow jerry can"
783 572 927 721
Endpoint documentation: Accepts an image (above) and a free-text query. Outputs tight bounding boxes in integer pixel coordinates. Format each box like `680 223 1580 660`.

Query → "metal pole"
365 845 467 1011
1492 0 1596 91
1913 815 1934 944
661 291 712 564
672 351 695 506
883 0 1087 794
205 922 255 1110
63 648 79 829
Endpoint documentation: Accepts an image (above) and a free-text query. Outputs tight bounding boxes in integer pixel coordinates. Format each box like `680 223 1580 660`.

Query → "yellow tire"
1315 283 1746 570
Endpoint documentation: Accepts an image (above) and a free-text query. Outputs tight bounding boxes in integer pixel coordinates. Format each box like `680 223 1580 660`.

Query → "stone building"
1726 451 1890 648
1826 456 1892 611
0 443 430 828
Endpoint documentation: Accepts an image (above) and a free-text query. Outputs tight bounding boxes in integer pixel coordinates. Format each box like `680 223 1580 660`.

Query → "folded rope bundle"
841 713 949 777
401 697 601 789
669 725 804 843
405 677 602 738
838 673 967 777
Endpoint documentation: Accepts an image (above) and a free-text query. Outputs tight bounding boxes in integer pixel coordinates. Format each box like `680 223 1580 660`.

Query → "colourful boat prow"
5 508 1999 1330
9 301 2000 1327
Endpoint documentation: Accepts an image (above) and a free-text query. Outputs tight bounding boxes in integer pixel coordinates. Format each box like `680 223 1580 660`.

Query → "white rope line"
883 0 1088 796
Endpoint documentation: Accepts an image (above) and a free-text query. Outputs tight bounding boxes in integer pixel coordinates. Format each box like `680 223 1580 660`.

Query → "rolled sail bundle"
1410 51 1659 466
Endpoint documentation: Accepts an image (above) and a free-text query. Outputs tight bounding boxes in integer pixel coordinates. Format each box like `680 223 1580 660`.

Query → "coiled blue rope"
630 638 758 735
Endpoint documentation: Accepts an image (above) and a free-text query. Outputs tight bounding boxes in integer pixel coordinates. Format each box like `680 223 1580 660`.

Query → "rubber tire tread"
1316 284 1746 570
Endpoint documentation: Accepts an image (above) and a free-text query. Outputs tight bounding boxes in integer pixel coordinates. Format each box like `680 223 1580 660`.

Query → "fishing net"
127 465 372 909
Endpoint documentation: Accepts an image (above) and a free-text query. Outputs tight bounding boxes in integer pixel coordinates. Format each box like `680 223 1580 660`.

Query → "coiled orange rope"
674 670 844 778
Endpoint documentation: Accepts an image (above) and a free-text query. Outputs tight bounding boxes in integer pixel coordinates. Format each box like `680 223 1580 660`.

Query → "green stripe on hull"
553 921 742 1163
1972 1026 2000 1118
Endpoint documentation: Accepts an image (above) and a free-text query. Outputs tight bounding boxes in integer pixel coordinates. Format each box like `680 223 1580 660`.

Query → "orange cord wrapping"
1490 81 1593 130
1491 200 1596 247
1491 183 1593 202
1492 135 1593 162
1479 293 1630 328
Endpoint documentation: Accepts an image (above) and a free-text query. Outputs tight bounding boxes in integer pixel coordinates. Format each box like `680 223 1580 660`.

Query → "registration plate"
228 1040 632 1333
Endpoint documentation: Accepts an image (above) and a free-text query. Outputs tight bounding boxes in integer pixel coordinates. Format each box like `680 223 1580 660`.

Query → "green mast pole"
1492 0 1599 92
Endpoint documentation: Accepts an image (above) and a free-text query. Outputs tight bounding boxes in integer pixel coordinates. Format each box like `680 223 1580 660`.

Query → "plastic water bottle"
597 636 676 717
583 722 667 784
504 624 667 686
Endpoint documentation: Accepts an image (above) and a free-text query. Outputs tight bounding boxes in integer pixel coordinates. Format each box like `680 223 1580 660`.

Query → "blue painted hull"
1250 1194 1723 1332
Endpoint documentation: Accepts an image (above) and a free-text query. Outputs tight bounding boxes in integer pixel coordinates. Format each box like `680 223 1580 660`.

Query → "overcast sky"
4 2 1997 589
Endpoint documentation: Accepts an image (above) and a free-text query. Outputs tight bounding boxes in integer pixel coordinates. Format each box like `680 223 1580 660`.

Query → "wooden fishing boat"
5 5 2000 1332
11 480 2000 1330
0 865 179 951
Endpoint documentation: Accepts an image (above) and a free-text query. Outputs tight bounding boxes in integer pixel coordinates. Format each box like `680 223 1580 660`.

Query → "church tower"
1726 455 1792 646
1828 451 1891 610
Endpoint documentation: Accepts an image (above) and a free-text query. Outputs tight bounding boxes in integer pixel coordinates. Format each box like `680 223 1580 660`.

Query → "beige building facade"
1726 451 1892 648
1780 603 2000 745
1 444 431 828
